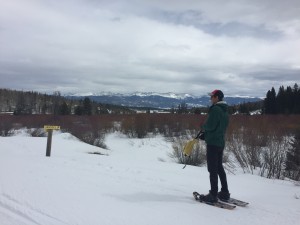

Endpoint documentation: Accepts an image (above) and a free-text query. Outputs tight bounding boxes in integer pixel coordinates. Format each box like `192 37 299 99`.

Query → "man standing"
200 89 230 203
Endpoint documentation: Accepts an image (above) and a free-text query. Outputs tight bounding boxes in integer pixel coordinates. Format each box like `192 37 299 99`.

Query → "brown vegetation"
1 114 300 180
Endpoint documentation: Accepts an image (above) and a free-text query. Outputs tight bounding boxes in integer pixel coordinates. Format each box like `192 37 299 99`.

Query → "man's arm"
201 107 220 132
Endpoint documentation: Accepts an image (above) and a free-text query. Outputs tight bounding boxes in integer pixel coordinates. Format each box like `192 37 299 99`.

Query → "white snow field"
0 131 299 225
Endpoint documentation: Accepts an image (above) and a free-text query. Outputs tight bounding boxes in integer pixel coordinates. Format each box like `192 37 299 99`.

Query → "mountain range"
66 92 263 109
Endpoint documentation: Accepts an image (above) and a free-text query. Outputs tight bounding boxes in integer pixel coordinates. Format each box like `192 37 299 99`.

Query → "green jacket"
201 101 229 147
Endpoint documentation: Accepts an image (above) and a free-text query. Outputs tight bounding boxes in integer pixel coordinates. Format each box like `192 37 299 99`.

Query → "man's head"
208 90 224 104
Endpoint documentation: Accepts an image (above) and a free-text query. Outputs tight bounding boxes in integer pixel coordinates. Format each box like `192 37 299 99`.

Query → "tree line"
264 83 300 114
0 89 134 115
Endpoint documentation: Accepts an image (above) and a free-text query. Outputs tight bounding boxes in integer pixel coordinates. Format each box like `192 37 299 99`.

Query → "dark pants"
206 145 229 196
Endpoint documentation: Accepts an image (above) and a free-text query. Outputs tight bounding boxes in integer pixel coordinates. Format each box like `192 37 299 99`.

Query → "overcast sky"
0 0 299 97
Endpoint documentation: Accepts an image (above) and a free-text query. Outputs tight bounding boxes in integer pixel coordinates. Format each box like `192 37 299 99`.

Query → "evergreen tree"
74 105 84 115
59 101 71 115
14 92 32 115
293 83 300 113
52 91 62 115
264 87 277 114
14 93 26 115
239 101 250 114
286 86 293 114
83 97 92 115
276 86 285 114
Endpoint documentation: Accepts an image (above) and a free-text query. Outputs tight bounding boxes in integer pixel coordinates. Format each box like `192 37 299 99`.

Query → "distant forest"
0 89 134 115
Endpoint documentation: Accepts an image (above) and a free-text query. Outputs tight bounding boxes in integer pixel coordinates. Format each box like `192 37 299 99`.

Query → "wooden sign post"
44 125 60 157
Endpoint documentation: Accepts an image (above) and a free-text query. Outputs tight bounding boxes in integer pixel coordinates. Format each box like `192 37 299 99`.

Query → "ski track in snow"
0 193 66 225
0 132 300 225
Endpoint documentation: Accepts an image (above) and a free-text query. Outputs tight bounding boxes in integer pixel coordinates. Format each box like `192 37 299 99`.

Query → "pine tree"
52 91 62 115
74 105 84 115
286 86 293 114
276 86 285 114
239 101 250 114
264 87 277 114
83 97 92 115
59 101 71 115
293 83 300 113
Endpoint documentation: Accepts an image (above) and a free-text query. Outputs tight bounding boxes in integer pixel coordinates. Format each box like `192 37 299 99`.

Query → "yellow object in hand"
183 139 199 157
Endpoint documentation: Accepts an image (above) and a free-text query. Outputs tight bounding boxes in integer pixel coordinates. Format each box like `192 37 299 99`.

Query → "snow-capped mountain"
66 92 262 109
67 92 194 99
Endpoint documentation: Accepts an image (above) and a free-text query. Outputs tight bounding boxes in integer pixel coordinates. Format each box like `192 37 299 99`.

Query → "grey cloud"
147 10 283 39
0 0 299 97
242 67 300 82
199 22 282 39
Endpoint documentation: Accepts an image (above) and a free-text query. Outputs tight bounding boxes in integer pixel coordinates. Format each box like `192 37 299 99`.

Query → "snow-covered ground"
0 131 299 225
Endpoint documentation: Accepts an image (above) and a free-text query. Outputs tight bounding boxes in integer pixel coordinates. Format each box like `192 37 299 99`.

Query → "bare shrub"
230 126 267 174
227 115 298 179
0 115 15 136
226 131 250 173
285 129 300 181
28 128 47 137
170 135 206 166
260 134 290 179
121 115 138 138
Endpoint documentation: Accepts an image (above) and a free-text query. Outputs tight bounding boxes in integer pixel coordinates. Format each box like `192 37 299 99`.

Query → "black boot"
218 191 230 201
200 191 218 203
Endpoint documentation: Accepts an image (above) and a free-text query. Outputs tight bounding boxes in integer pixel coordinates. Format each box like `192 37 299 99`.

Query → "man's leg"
217 147 229 193
206 145 218 196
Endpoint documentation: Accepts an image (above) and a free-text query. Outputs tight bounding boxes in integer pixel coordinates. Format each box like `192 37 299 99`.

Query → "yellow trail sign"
44 125 60 157
44 125 60 131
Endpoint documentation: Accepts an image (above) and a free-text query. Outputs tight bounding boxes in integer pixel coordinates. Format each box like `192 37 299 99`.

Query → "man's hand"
196 131 205 140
